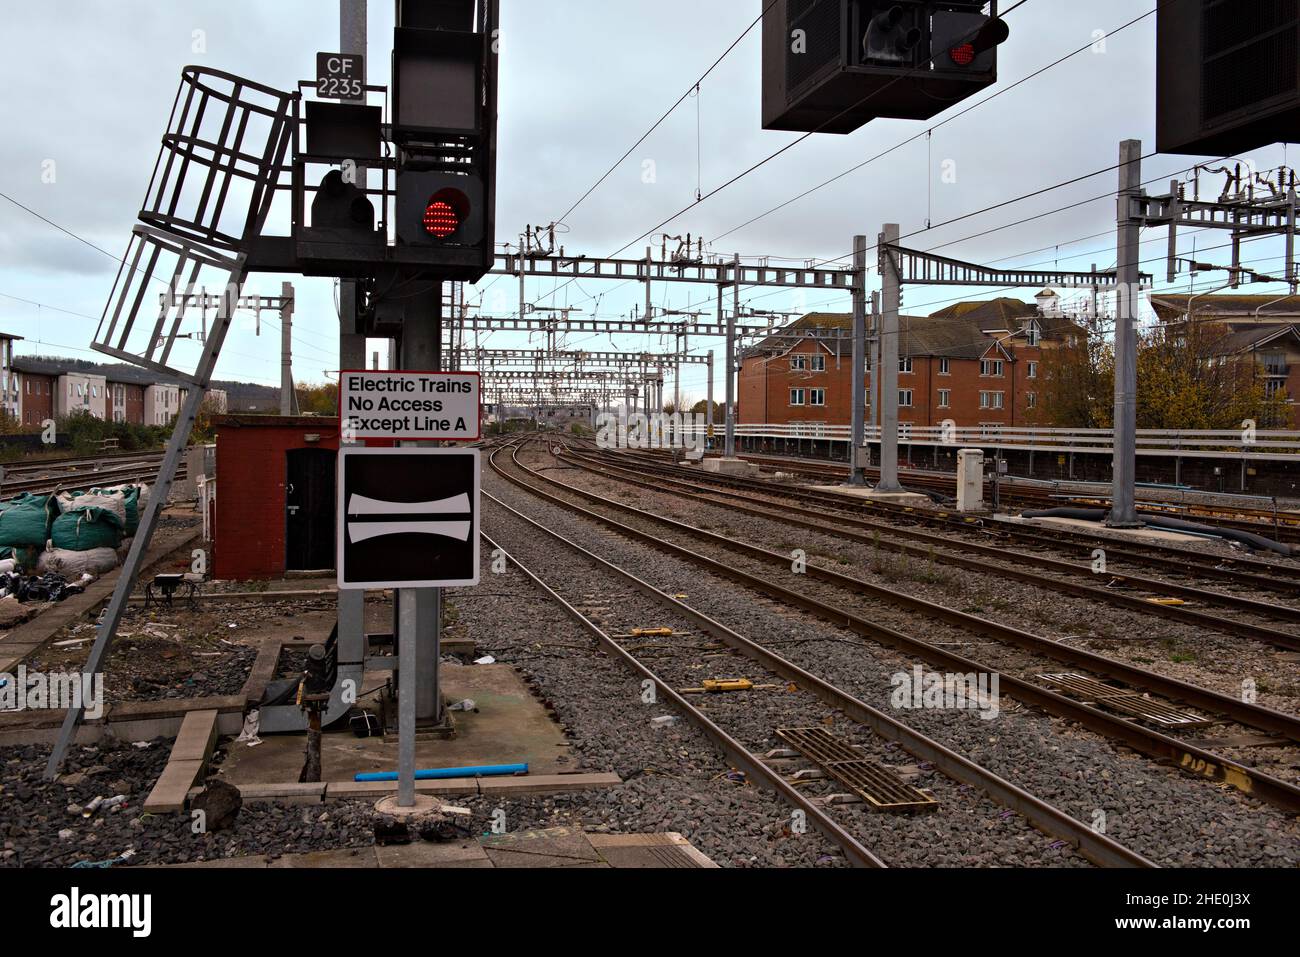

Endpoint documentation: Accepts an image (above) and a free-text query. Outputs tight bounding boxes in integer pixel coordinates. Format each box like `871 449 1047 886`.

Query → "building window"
899 389 914 408
790 389 806 407
980 359 1004 377
938 389 951 408
1262 352 1288 377
809 389 826 407
939 358 951 375
899 357 913 374
1026 321 1040 347
790 356 807 371
1026 392 1037 409
979 391 1005 410
1027 361 1038 379
811 355 826 373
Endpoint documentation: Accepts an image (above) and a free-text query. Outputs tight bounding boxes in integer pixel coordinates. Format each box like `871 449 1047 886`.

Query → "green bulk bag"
50 507 125 552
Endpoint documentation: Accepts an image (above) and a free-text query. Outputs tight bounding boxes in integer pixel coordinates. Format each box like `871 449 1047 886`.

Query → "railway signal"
762 0 1011 134
1157 0 1300 155
391 0 498 280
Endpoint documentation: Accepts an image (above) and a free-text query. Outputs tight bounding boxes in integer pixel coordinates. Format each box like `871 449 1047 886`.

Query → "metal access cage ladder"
44 67 297 778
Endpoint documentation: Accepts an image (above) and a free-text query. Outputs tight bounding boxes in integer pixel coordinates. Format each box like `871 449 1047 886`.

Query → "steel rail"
493 442 1300 812
552 444 1300 740
558 447 1300 646
478 527 888 869
484 476 1155 868
598 447 1300 593
737 452 1300 546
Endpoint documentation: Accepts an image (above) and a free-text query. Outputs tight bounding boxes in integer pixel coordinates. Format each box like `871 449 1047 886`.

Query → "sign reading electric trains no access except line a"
340 370 481 442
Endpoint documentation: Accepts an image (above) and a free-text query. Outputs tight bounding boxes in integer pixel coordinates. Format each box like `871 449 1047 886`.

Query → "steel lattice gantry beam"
477 370 648 382
1139 191 1298 234
452 315 854 343
462 349 709 366
882 245 1147 290
492 252 856 290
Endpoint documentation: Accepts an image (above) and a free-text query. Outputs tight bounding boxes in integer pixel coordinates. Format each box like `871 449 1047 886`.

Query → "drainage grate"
1038 674 1212 729
776 728 939 813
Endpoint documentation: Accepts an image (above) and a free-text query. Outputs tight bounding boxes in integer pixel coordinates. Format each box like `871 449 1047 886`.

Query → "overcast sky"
1 1 1294 404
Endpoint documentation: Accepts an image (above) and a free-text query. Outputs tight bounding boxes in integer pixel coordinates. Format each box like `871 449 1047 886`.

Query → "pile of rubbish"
0 570 87 604
0 483 150 587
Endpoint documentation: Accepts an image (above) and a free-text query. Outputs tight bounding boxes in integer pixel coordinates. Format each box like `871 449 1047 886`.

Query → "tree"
295 381 339 416
1135 323 1288 430
1032 322 1290 430
690 399 722 419
189 395 225 443
1031 336 1114 428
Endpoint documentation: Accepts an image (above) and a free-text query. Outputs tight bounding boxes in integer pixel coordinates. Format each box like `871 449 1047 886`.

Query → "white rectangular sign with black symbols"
340 370 481 442
337 447 480 590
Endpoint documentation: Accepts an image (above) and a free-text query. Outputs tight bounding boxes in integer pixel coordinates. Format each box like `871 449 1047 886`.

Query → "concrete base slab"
481 826 606 868
993 514 1207 545
818 486 932 505
161 828 716 869
218 663 574 788
703 457 762 477
375 794 442 818
236 782 326 805
374 841 492 868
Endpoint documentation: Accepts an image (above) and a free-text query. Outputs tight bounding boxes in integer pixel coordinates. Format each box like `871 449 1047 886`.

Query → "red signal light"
422 187 470 240
950 43 976 66
423 200 460 238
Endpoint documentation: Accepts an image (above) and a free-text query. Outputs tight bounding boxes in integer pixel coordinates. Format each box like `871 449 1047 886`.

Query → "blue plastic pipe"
355 763 528 783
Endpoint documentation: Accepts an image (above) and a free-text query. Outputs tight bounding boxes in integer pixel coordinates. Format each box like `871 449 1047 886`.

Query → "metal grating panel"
1202 0 1300 124
787 0 843 93
1039 674 1213 729
777 727 938 812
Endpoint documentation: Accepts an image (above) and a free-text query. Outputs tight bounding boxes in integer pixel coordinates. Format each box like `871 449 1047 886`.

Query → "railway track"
490 438 1300 813
0 450 170 497
556 445 1300 652
733 451 1300 545
483 452 1155 868
590 443 1300 597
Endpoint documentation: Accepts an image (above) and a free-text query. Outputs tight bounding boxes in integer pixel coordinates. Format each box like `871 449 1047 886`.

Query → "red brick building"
107 379 146 425
212 416 341 580
739 292 1088 430
12 357 57 428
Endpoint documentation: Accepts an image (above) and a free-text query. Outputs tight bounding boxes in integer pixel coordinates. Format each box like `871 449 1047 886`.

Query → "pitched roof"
744 298 1087 361
11 356 68 377
10 356 184 387
927 297 1039 328
1149 294 1300 321
1219 323 1300 354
